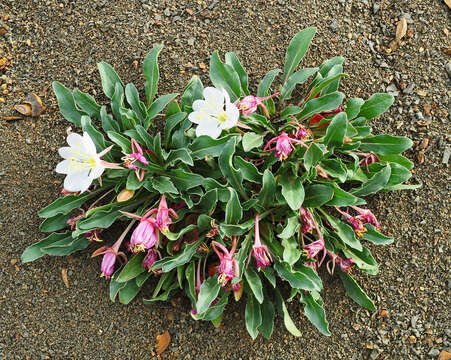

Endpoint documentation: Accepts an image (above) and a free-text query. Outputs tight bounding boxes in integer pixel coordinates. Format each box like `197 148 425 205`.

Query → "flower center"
215 111 228 124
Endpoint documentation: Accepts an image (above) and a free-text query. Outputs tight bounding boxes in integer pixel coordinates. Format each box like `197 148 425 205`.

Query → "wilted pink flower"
335 206 367 238
231 282 241 292
325 250 354 275
247 214 272 270
263 132 307 160
294 124 309 140
300 207 315 234
238 92 279 118
122 139 149 181
304 238 325 260
351 206 381 229
91 236 128 279
120 210 159 253
337 257 353 273
212 237 239 287
143 249 160 271
355 152 379 171
67 213 84 231
154 196 178 233
84 229 102 242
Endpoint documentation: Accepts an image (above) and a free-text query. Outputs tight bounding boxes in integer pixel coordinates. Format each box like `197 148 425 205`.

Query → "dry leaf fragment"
14 103 32 116
61 268 69 288
395 18 408 41
14 93 45 117
445 0 451 9
2 115 23 121
443 48 451 55
156 331 171 355
198 62 207 70
439 350 451 360
0 57 8 70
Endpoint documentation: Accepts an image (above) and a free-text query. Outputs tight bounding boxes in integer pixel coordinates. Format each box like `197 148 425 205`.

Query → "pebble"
428 348 440 357
187 38 195 46
442 147 451 165
411 315 419 328
373 2 380 14
329 19 339 32
445 62 451 78
403 83 415 95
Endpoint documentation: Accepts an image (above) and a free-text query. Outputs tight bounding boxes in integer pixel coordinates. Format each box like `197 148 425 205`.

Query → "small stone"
442 147 451 165
415 112 424 121
25 138 32 145
411 315 420 328
329 19 339 32
373 2 380 14
187 38 195 46
403 83 415 94
428 348 440 357
163 8 171 16
173 16 181 22
446 62 451 78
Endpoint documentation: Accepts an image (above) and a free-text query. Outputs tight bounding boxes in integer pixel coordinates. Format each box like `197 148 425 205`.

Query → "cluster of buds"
142 249 161 273
121 138 149 181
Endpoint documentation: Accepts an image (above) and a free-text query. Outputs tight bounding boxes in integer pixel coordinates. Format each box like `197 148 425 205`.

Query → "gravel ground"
0 0 450 359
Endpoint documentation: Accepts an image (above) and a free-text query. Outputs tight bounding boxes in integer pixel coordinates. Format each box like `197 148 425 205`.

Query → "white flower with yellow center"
56 132 118 193
188 87 239 139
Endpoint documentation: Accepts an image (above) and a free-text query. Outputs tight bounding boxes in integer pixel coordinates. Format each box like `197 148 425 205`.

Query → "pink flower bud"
238 95 259 117
247 214 272 270
143 249 158 271
100 251 117 279
130 220 158 253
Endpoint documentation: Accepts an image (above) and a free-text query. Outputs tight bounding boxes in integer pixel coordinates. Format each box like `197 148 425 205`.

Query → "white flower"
188 87 240 139
56 132 113 193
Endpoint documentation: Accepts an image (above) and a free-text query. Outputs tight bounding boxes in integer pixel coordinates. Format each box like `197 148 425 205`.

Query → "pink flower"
337 257 353 273
212 237 239 287
304 238 325 260
355 152 379 171
67 213 84 231
237 92 279 118
121 139 149 181
335 206 367 238
325 250 354 275
154 196 178 233
351 206 381 229
263 132 307 160
247 214 272 270
301 207 327 266
120 210 159 253
294 124 309 140
84 229 102 242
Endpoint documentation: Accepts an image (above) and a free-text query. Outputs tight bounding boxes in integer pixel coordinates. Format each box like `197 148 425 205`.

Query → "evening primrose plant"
22 28 419 339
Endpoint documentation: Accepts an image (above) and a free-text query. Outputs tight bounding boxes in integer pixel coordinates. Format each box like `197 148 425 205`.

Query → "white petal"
58 147 76 159
66 133 84 148
221 88 231 104
55 159 72 174
222 103 240 129
204 87 224 105
82 132 97 155
89 165 105 179
192 99 207 112
63 169 91 192
196 119 222 139
188 110 209 124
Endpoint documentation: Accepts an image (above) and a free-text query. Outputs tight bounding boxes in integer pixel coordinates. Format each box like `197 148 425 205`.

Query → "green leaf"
358 93 394 120
282 27 316 83
326 184 366 207
209 50 241 101
304 143 326 171
363 224 394 245
303 184 334 207
351 166 391 196
118 280 141 305
245 267 264 304
21 232 71 263
225 52 249 95
278 216 299 239
125 83 146 121
52 81 83 127
126 171 142 191
196 275 221 314
306 72 348 100
298 92 345 122
180 75 204 112
218 218 255 237
386 162 411 187
279 172 304 210
39 213 72 233
100 106 120 133
185 262 196 301
143 44 163 106
195 189 218 215
38 191 99 218
281 67 318 99
300 293 331 336
322 213 362 251
147 176 178 194
225 188 243 225
258 298 275 339
41 236 90 256
274 261 322 291
342 245 378 275
242 132 263 152
107 131 132 153
109 267 127 302
190 134 239 159
338 271 376 311
219 138 245 196
359 135 413 156
258 170 276 206
245 294 262 340
345 97 365 120
145 93 178 129
234 156 262 184
323 112 347 150
98 61 123 99
378 154 414 170
257 69 281 97
165 224 197 241
383 183 421 191
168 169 204 190
276 290 302 337
261 267 276 288
320 158 347 182
136 271 152 287
152 238 203 272
73 88 101 118
166 148 193 166
116 253 145 283
282 237 301 266
164 112 187 148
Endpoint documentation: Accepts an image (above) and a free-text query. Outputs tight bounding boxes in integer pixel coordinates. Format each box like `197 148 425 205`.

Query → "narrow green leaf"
125 83 146 121
147 176 178 194
359 135 413 156
190 134 239 159
278 216 299 239
257 68 281 97
298 92 345 122
320 158 347 183
234 156 262 184
73 88 101 118
322 213 362 251
274 261 322 291
209 50 241 101
225 52 249 95
39 213 72 233
245 267 264 304
242 132 263 152
52 81 83 127
152 238 203 272
143 44 163 106
323 112 347 150
38 191 99 218
245 294 262 340
300 293 331 336
180 75 204 112
219 138 244 196
98 61 123 99
21 232 71 263
118 280 141 305
196 276 221 314
145 93 179 129
276 290 302 337
358 93 394 120
279 172 304 210
258 170 276 206
282 237 301 266
225 188 243 225
326 184 366 207
164 112 187 148
304 143 326 171
116 253 145 283
345 97 365 120
303 183 334 207
351 166 391 196
258 298 275 339
363 224 394 245
338 271 376 311
281 67 318 99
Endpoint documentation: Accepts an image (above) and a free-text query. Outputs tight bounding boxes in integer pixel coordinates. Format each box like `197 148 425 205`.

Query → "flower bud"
117 189 134 202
